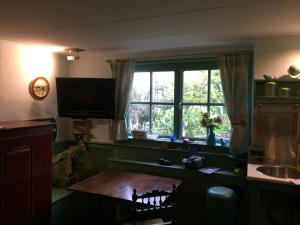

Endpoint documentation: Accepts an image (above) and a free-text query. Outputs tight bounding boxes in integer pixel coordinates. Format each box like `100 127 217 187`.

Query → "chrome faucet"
290 141 300 169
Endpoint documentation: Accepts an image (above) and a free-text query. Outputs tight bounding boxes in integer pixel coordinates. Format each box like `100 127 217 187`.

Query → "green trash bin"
206 186 237 225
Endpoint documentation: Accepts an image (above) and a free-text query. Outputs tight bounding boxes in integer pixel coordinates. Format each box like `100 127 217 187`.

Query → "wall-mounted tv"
56 77 115 119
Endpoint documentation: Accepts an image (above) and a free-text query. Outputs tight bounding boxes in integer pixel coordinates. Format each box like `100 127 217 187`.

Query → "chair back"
131 184 178 225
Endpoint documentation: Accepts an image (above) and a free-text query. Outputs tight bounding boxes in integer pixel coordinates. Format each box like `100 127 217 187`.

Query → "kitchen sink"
256 165 300 179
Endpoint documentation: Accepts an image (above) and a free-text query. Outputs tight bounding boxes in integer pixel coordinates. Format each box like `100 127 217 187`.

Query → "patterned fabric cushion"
69 143 97 184
52 143 97 188
52 149 73 187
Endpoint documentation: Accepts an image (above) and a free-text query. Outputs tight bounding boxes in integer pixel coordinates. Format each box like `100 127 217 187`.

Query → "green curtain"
110 60 136 141
218 52 250 152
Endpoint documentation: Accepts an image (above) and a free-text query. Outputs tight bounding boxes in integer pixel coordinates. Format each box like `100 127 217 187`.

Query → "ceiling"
0 0 300 53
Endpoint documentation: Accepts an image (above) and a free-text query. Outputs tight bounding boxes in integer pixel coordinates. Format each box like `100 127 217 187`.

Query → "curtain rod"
106 50 250 63
106 53 216 63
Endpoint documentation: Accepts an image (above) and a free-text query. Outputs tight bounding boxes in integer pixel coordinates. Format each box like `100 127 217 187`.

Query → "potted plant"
200 113 222 146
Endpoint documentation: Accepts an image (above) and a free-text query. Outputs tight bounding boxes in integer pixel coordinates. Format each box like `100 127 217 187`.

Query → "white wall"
0 41 72 141
67 44 252 142
254 35 300 79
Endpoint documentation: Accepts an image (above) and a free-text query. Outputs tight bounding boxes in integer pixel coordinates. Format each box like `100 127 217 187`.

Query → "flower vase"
207 127 216 146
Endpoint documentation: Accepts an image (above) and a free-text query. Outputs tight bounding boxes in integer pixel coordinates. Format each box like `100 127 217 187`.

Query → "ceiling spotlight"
65 48 84 61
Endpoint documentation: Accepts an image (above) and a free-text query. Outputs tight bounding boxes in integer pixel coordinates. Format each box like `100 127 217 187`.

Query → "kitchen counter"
247 163 300 185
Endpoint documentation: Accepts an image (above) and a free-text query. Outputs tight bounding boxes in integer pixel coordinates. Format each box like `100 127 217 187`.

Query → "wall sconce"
29 76 50 100
65 48 84 61
288 65 300 79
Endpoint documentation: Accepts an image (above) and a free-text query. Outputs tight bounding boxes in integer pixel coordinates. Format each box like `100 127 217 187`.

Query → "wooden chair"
123 184 178 225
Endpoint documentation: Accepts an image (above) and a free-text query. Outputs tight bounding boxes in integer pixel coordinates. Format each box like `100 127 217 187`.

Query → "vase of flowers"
207 127 216 145
201 113 222 146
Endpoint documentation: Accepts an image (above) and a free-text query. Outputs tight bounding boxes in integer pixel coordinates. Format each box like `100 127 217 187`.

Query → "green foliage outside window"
152 105 174 135
182 106 207 138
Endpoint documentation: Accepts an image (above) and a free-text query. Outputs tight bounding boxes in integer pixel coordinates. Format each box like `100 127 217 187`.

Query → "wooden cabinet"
249 180 300 225
0 121 53 225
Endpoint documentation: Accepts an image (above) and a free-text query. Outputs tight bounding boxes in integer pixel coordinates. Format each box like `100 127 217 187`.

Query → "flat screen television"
56 77 115 119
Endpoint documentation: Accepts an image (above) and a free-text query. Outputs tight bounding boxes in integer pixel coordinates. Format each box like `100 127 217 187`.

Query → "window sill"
116 137 230 154
128 134 229 146
108 157 246 179
153 137 228 146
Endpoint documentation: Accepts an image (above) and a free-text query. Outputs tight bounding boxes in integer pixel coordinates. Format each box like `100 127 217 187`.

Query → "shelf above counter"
254 79 300 98
255 96 300 104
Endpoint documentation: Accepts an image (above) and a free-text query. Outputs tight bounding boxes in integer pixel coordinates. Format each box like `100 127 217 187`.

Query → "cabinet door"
4 145 32 225
31 133 52 225
0 127 52 225
0 151 3 225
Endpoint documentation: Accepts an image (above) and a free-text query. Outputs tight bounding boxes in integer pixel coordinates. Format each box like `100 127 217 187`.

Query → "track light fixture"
288 64 300 79
65 48 84 61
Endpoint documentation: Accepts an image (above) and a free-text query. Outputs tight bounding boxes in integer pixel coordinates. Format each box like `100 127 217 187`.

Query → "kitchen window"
127 59 231 142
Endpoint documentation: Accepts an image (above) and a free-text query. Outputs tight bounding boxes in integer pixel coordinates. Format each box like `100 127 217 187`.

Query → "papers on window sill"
198 167 220 174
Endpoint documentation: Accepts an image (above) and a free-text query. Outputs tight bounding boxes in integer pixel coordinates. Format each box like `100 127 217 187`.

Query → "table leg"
100 196 118 225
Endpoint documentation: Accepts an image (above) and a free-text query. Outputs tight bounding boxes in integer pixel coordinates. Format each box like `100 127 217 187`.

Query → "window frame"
129 70 175 134
129 58 226 139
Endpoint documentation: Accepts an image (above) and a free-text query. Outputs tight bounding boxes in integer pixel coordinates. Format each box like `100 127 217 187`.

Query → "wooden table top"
68 170 182 201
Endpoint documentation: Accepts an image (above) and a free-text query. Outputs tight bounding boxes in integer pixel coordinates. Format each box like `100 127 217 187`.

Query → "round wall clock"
29 77 50 100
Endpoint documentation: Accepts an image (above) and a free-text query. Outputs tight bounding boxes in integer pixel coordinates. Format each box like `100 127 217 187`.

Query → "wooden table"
68 170 182 224
68 170 182 201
